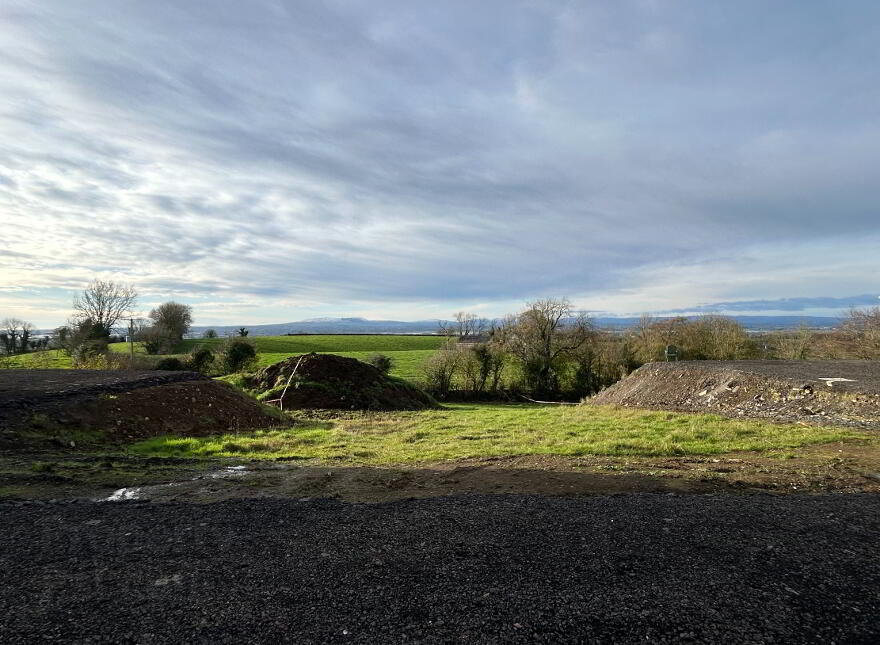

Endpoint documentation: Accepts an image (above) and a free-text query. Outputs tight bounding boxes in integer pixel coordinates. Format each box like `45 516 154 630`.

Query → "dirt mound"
1 371 287 451
0 369 208 427
590 361 880 430
250 353 437 411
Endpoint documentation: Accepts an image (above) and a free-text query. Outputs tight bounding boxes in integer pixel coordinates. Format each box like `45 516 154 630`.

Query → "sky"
1 0 878 328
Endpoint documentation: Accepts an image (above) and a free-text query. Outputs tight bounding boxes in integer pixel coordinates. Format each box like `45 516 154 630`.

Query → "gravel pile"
1 493 878 643
591 360 880 429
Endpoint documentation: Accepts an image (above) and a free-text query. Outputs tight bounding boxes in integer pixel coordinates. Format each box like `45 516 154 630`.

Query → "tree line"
418 300 880 401
0 279 260 373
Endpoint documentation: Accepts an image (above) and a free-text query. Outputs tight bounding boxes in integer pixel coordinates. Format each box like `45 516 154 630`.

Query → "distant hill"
188 318 445 337
591 315 840 331
185 315 842 338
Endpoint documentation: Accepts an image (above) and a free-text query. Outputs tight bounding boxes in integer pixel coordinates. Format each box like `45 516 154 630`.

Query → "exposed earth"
0 370 287 451
2 438 878 504
248 353 438 411
1 493 878 644
592 360 880 429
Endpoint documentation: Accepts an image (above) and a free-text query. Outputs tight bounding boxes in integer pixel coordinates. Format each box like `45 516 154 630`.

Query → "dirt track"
1 493 878 643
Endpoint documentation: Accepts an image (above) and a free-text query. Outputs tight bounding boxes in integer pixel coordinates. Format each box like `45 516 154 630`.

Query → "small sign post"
664 344 678 362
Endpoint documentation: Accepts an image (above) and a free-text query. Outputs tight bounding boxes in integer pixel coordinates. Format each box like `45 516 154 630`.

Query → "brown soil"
0 369 207 427
1 372 287 451
250 353 437 411
61 381 287 440
591 360 880 429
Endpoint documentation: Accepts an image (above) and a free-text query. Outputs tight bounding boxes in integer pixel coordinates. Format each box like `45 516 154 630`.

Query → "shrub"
461 343 507 392
203 329 218 339
220 337 257 374
421 348 460 397
70 338 109 367
155 357 185 371
187 346 215 373
137 325 176 355
72 349 135 370
366 353 394 375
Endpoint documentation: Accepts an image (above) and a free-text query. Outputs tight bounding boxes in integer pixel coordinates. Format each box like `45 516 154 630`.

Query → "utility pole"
129 318 135 369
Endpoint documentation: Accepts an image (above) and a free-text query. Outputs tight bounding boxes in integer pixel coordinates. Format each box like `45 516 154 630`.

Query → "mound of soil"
0 370 286 451
590 360 880 429
250 353 437 411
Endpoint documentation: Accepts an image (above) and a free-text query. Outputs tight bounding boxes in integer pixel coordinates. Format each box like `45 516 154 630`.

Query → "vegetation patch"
128 403 868 463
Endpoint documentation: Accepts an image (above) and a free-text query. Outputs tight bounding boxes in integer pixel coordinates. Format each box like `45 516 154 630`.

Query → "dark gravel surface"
0 369 207 424
2 493 879 644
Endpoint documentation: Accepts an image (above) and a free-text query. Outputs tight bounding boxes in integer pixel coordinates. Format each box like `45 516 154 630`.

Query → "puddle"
206 465 250 479
101 465 251 502
105 487 142 501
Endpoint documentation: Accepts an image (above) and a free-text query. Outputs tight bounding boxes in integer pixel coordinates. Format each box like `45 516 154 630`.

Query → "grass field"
2 335 448 380
128 403 866 463
179 335 448 353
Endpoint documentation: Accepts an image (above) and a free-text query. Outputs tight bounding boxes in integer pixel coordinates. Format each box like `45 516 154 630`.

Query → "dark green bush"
366 353 394 375
221 337 257 373
187 346 215 373
155 357 185 371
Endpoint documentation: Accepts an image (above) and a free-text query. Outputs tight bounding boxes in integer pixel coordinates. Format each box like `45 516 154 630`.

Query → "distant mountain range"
185 315 841 337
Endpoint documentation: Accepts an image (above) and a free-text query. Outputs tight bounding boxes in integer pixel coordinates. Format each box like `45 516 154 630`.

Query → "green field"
128 403 865 463
181 335 446 381
2 335 448 380
179 335 447 354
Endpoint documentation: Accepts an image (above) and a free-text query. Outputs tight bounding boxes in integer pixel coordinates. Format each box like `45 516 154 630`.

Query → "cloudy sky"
1 1 878 327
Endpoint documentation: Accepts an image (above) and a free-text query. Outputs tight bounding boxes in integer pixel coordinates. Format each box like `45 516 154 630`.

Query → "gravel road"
2 493 878 644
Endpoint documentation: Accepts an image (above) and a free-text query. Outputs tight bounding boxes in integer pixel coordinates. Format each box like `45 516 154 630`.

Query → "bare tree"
772 323 814 360
149 302 193 341
497 298 594 396
73 279 138 333
438 311 487 339
1 318 33 354
19 321 33 353
839 306 880 359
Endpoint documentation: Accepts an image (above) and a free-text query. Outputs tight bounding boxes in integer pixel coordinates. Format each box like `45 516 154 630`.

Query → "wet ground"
3 437 879 504
1 493 878 643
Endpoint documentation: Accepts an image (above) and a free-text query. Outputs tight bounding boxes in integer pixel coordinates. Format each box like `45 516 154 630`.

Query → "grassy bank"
128 403 866 463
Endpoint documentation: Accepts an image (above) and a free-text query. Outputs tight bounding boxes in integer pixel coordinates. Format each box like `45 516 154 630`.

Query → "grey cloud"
1 0 879 319
663 295 880 314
